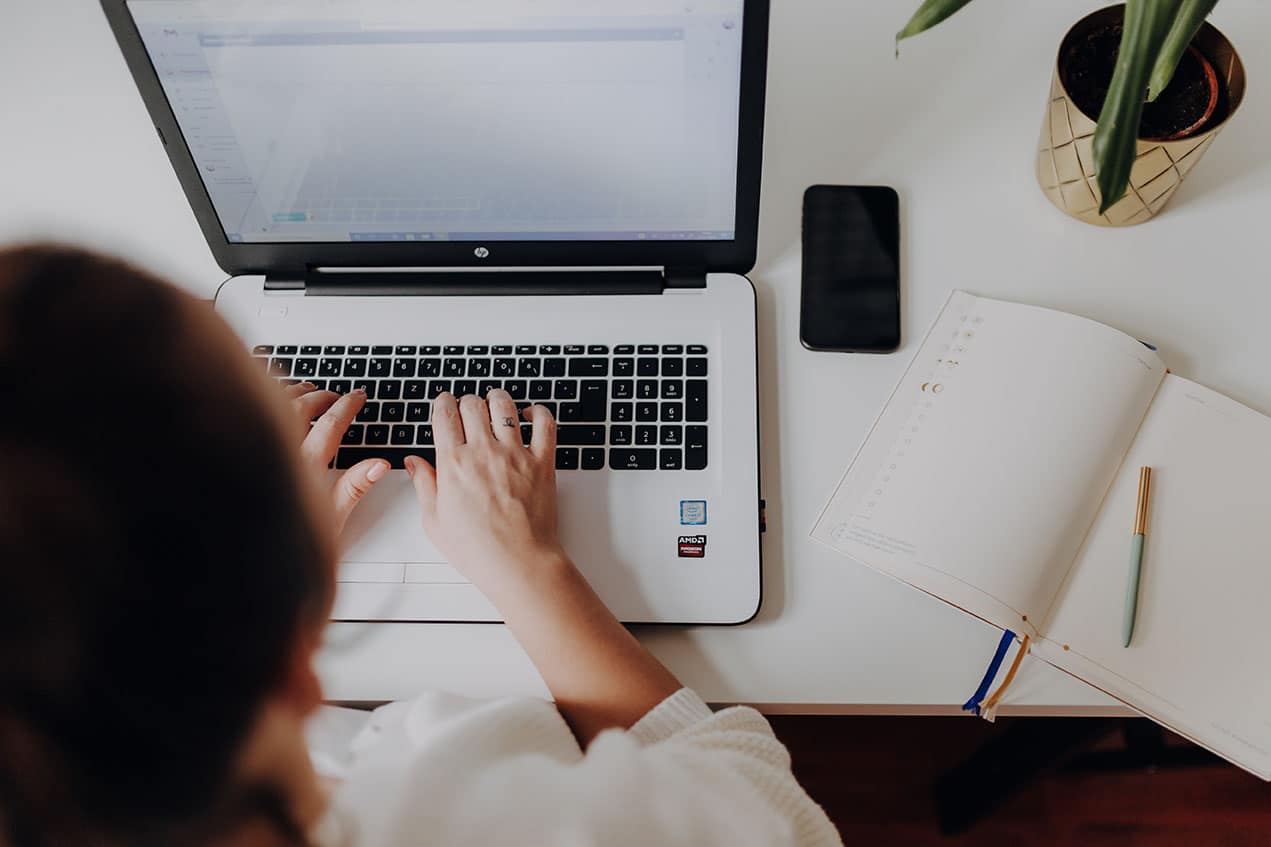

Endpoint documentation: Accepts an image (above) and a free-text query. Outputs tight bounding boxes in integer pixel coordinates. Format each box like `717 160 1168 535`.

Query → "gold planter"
1036 5 1246 227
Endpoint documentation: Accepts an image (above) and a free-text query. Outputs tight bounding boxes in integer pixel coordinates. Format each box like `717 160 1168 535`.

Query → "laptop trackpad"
333 471 464 584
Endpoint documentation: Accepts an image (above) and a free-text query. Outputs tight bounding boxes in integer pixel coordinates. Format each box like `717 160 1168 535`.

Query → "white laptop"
105 0 769 624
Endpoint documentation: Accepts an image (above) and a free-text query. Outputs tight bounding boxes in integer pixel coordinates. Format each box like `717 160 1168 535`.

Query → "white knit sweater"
308 688 842 846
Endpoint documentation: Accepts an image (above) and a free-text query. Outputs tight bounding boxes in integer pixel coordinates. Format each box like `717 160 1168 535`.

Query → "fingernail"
353 388 367 396
367 461 389 482
403 456 418 473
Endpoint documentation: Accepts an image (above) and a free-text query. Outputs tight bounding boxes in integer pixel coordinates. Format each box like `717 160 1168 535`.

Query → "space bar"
336 447 436 469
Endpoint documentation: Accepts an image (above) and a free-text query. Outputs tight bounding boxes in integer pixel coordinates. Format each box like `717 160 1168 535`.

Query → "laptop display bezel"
100 0 770 278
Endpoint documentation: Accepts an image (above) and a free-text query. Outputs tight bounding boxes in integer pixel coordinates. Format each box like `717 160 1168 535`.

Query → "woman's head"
0 245 335 845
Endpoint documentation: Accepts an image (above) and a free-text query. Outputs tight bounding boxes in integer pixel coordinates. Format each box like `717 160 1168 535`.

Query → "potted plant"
898 0 1246 226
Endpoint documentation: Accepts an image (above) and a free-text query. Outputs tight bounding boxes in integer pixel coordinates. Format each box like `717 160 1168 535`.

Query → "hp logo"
474 247 490 259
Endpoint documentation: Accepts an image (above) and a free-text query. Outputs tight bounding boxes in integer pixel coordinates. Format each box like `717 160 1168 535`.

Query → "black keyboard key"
529 380 552 400
556 447 580 470
611 402 633 422
406 402 430 422
521 424 533 446
329 380 352 395
391 424 414 445
469 359 491 377
428 380 451 399
443 359 466 377
309 380 327 391
301 345 322 355
372 346 393 355
395 345 417 356
582 448 606 470
687 344 708 354
419 346 440 355
558 403 583 422
492 345 513 355
320 358 342 377
277 345 298 355
661 403 683 422
610 448 656 470
341 424 364 445
369 358 392 378
505 380 527 400
612 380 634 400
637 358 659 376
324 345 347 355
661 344 683 354
687 358 708 376
611 425 633 445
393 358 416 378
614 344 635 355
353 379 376 398
516 402 532 414
454 380 477 397
555 380 577 400
557 425 605 446
637 380 658 400
444 345 464 355
466 345 488 355
381 402 405 422
686 380 707 422
405 380 428 399
661 358 684 377
379 380 402 400
660 425 683 446
336 447 434 470
563 344 585 355
357 402 380 422
478 380 502 397
660 449 683 470
636 403 658 422
366 424 389 445
685 426 707 470
538 345 561 355
342 358 367 377
518 358 541 377
253 345 274 355
294 359 317 377
661 380 683 400
636 425 657 446
587 345 609 355
638 344 658 355
419 358 441 377
269 358 293 377
515 345 536 355
348 346 369 356
416 425 434 444
580 380 607 412
568 358 608 377
543 357 566 377
494 358 516 377
614 358 635 377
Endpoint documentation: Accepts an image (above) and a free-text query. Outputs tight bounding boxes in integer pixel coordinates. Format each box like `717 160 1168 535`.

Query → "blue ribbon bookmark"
961 630 1016 717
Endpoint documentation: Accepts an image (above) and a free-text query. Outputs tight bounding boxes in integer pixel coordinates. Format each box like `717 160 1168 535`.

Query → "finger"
333 458 389 530
486 389 522 447
301 389 366 466
432 393 465 450
294 389 338 422
524 403 557 461
284 381 316 399
458 394 493 445
404 455 438 522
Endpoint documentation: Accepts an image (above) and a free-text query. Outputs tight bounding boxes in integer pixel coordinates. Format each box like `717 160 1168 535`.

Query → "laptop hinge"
264 268 703 296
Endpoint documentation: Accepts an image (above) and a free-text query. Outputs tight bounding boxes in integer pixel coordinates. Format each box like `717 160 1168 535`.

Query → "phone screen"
800 185 900 352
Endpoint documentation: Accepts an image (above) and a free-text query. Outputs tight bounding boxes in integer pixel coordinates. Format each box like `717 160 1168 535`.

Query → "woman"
0 245 839 847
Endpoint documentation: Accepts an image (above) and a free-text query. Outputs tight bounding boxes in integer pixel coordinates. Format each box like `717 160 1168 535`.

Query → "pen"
1123 466 1152 647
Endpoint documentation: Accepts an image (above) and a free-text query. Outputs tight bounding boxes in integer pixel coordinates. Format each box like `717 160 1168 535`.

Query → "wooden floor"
771 716 1271 846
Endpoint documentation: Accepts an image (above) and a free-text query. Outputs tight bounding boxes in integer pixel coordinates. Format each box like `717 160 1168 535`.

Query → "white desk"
4 0 1268 714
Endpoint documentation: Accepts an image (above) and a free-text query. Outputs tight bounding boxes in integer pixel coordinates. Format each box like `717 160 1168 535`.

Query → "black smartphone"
800 185 901 353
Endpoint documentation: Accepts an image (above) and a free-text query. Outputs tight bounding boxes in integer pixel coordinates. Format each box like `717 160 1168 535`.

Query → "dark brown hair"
0 246 334 846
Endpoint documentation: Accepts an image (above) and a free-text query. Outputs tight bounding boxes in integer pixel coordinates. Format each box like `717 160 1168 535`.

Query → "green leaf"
1093 0 1185 214
896 0 978 43
1147 0 1218 101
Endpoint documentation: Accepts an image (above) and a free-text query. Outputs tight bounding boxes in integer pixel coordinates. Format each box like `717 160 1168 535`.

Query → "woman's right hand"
403 390 568 603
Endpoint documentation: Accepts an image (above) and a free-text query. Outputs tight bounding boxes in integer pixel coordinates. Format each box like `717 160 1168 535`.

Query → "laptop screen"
125 1 745 244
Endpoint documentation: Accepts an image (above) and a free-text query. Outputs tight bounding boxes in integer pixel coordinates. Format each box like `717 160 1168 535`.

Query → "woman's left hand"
284 382 389 534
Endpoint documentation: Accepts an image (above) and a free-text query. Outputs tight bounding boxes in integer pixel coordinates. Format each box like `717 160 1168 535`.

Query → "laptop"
104 0 768 624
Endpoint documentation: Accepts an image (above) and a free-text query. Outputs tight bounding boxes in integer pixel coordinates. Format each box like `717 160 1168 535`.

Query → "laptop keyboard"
253 344 709 471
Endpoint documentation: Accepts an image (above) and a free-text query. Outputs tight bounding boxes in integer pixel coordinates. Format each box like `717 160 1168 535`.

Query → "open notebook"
812 291 1271 780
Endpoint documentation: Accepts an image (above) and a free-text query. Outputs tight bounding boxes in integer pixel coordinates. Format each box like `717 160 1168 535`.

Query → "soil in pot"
1060 23 1228 140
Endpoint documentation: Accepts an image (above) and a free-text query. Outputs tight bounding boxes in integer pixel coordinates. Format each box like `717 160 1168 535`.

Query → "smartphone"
800 185 900 353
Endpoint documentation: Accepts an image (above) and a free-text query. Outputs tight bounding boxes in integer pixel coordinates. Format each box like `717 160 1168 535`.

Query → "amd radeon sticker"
678 535 706 558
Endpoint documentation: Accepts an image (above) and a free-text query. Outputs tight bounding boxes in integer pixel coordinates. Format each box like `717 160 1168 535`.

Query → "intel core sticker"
680 500 707 526
678 535 707 558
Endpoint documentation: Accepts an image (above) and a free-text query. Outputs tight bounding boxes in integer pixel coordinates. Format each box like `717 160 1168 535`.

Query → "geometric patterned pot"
1037 5 1246 226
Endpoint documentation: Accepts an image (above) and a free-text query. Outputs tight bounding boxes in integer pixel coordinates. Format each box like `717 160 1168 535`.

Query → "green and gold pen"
1123 466 1152 647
